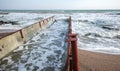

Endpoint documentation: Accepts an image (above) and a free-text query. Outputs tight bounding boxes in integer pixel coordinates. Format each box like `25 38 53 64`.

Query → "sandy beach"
79 49 120 71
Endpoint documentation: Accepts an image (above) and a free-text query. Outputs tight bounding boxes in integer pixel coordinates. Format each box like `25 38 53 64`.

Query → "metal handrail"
64 16 80 71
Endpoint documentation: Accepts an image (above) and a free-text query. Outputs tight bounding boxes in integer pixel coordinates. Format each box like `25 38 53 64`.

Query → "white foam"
0 20 68 71
0 13 54 29
72 12 120 54
1 12 120 71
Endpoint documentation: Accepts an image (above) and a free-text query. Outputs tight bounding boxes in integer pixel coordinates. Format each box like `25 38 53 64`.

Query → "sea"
0 10 120 71
0 9 120 13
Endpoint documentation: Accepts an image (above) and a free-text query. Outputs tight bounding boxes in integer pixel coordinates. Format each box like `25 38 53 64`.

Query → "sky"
0 0 120 10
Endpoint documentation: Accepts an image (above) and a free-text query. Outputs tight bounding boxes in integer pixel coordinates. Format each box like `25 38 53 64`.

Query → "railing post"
69 16 72 34
39 22 42 28
71 34 79 71
65 16 80 71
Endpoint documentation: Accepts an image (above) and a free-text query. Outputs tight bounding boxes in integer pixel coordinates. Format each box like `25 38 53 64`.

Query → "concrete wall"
0 32 23 59
0 16 54 59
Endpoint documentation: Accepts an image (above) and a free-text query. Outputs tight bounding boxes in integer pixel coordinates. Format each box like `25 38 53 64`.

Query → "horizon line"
0 9 120 10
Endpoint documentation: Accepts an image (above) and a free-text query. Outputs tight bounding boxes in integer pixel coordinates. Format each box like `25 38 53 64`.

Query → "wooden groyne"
0 16 55 59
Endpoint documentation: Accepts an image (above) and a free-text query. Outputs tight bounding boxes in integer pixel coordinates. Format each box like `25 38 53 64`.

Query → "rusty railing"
64 16 80 71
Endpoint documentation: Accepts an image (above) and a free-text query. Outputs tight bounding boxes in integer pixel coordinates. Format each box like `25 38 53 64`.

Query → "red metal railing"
65 16 80 71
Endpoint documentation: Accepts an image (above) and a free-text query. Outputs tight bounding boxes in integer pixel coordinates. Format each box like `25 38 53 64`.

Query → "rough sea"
0 10 120 71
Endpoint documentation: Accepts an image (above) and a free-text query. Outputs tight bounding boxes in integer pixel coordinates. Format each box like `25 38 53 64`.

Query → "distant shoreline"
0 9 120 13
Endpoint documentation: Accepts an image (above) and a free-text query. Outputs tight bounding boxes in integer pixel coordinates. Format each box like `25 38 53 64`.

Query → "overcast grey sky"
0 0 120 10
